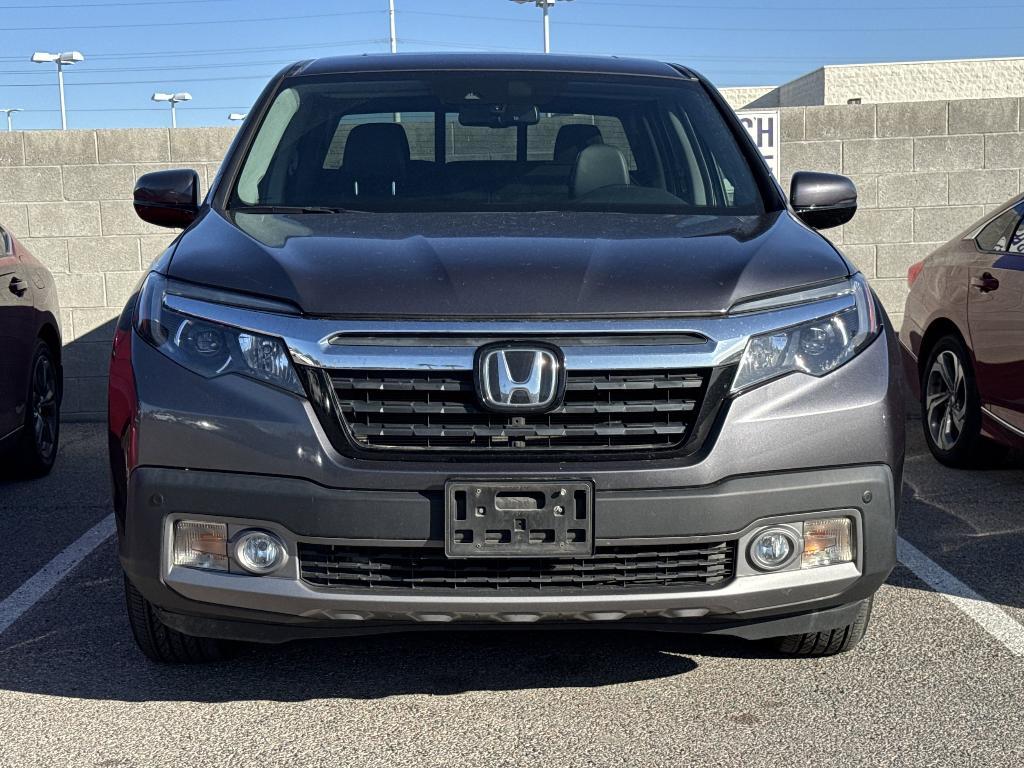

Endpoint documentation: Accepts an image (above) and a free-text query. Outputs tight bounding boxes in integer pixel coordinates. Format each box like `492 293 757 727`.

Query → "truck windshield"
230 73 767 216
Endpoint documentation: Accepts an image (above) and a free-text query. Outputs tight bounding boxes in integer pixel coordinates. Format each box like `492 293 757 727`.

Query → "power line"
403 10 1024 33
0 0 245 8
584 0 1024 9
0 39 387 63
0 8 381 32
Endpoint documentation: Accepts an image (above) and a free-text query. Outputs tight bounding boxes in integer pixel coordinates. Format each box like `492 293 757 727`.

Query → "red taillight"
907 260 925 288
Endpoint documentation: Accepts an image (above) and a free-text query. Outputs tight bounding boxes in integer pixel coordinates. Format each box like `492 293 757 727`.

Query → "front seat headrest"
341 123 411 193
553 124 604 163
570 144 630 199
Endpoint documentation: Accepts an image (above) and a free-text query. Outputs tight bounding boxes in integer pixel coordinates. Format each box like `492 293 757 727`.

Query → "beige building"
720 56 1024 110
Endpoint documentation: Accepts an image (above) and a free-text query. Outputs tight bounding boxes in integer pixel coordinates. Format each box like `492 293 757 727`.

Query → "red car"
900 195 1024 466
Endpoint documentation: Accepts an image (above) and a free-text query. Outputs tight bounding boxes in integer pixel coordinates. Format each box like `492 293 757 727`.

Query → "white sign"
737 110 780 178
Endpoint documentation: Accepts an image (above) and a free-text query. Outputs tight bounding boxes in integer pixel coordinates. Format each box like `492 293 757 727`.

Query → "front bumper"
121 463 897 643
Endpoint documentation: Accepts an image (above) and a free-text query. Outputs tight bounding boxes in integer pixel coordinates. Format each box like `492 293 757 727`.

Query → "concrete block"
62 340 111 378
877 172 948 208
843 138 913 174
984 133 1024 169
71 307 119 341
169 127 237 163
838 244 876 277
804 104 875 140
27 202 102 237
914 135 984 171
71 375 109 416
779 108 805 142
869 278 910 317
139 234 178 266
0 167 63 203
876 242 944 278
914 205 985 242
18 237 69 273
780 141 842 181
62 164 135 201
105 270 146 308
876 101 947 137
68 236 141 273
948 169 1019 205
0 203 29 234
52 272 105 308
949 98 1018 135
100 200 167 235
96 128 169 164
843 208 913 244
0 132 25 166
24 130 97 165
846 175 877 208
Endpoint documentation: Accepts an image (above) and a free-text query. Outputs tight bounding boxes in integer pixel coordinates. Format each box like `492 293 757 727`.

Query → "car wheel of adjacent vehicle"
10 339 61 479
772 597 873 657
124 575 234 664
920 335 998 468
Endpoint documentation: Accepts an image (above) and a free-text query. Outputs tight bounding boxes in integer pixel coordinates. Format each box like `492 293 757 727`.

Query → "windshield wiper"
230 205 351 214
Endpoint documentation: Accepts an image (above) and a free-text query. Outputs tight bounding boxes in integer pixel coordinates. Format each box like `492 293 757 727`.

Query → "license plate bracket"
445 480 594 558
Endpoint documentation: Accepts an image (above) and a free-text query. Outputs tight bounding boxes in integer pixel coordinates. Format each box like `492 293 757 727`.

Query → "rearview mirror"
458 103 540 128
790 171 857 230
134 169 200 229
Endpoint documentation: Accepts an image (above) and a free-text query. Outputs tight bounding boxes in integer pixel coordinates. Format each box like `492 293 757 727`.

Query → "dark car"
900 195 1024 466
109 53 903 663
0 222 62 478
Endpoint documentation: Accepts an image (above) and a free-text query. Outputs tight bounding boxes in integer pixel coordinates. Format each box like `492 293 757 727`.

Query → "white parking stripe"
0 514 115 637
898 536 1024 658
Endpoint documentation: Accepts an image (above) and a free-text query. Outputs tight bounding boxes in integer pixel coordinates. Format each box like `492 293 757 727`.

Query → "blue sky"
2 0 1023 130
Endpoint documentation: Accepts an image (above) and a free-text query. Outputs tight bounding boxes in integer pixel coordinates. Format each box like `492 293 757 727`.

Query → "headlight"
731 273 879 394
135 273 304 396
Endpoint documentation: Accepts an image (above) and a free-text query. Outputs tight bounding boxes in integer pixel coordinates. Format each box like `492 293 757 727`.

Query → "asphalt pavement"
0 422 1021 767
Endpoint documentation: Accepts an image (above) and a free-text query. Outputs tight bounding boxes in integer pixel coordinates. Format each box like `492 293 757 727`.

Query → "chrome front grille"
327 367 712 453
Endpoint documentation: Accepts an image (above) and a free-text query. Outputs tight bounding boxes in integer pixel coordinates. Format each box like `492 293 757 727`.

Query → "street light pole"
388 0 398 53
0 109 22 132
31 51 84 130
510 0 574 54
152 92 193 128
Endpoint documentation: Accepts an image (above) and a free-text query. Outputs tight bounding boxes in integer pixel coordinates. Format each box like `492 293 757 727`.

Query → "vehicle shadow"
897 427 1024 611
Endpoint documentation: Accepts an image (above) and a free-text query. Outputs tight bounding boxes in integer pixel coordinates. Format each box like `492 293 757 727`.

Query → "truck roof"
295 52 694 80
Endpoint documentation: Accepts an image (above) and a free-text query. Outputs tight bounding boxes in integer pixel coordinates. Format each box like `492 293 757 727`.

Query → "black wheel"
10 339 61 479
124 575 233 664
920 334 1000 468
772 598 873 657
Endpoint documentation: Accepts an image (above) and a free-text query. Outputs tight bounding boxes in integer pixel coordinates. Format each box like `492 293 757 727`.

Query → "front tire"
920 334 999 468
9 339 61 479
772 597 873 657
124 575 233 664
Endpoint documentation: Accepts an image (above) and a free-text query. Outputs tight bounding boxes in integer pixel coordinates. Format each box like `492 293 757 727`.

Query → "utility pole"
0 109 22 132
388 0 398 53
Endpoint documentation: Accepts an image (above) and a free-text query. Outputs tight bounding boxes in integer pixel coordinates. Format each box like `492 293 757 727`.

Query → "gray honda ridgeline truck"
109 53 903 663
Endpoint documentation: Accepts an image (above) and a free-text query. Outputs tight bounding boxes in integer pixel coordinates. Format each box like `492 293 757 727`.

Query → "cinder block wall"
1 99 1021 421
778 98 1023 330
0 127 237 420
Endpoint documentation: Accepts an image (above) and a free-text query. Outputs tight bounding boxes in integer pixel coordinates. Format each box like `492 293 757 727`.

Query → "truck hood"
165 210 850 317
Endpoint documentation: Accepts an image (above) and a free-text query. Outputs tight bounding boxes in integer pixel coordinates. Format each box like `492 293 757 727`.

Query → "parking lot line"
898 536 1024 658
0 514 115 637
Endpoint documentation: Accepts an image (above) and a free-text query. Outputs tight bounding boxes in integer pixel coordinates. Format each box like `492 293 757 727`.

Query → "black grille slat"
298 542 737 592
327 365 711 454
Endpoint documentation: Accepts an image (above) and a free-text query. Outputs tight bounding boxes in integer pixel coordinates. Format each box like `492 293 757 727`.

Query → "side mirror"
790 171 857 230
133 169 200 228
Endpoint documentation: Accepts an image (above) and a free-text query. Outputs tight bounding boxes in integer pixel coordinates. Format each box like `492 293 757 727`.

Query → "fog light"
173 521 228 571
802 517 854 569
748 528 798 571
233 530 287 575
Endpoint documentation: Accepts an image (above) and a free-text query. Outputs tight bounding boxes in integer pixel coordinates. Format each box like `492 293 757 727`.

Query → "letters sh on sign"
737 110 780 178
